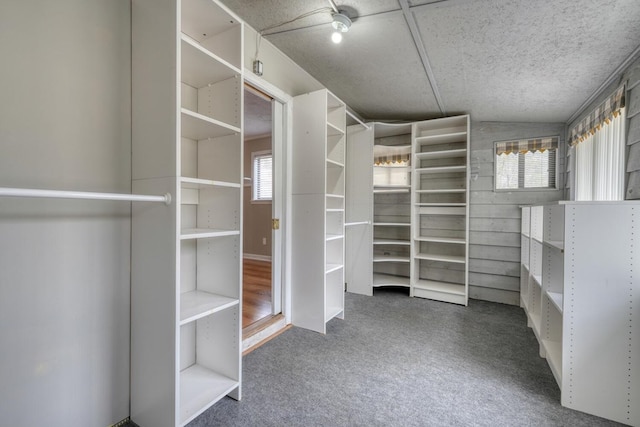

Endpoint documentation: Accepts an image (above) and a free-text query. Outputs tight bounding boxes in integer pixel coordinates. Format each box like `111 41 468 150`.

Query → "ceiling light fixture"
331 11 351 44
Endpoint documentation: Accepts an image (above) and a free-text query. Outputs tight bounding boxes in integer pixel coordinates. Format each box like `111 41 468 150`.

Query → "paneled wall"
468 122 565 305
0 1 131 426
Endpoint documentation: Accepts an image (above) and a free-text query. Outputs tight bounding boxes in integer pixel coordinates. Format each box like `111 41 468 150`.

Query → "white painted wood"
520 202 640 425
132 1 243 425
292 89 346 333
411 116 469 304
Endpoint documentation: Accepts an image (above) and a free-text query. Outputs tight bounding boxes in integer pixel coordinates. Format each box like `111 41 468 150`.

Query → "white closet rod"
0 187 172 205
345 221 370 227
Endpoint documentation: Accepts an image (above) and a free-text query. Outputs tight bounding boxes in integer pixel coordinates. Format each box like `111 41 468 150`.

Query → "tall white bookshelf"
410 116 470 305
131 0 243 425
292 89 346 334
520 202 639 426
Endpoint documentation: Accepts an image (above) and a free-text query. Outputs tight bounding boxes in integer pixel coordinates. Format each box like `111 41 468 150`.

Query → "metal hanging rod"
0 187 172 205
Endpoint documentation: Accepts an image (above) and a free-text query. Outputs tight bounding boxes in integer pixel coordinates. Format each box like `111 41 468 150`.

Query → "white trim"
243 253 272 262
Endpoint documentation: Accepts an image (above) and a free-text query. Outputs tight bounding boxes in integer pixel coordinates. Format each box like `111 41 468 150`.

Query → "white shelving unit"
292 89 346 334
520 202 639 426
345 122 413 295
410 116 470 305
131 0 243 426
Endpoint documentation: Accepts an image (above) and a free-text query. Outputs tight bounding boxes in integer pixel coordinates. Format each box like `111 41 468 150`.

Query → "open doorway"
242 84 283 340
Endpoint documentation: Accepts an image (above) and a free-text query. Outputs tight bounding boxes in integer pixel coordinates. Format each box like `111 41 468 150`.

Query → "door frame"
244 72 293 324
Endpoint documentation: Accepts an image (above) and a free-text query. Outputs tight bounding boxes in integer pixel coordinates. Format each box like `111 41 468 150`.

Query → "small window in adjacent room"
252 150 272 202
494 136 558 190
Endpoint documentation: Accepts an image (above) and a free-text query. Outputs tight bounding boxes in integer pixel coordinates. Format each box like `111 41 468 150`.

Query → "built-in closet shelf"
546 291 563 313
373 239 410 245
415 148 467 160
326 208 344 213
180 35 240 88
180 177 241 189
326 158 345 168
181 108 240 140
415 165 467 174
373 256 410 263
374 222 410 227
417 206 465 215
373 273 410 287
180 228 240 240
327 122 345 136
414 236 465 244
180 365 239 426
325 305 343 322
414 131 467 146
415 203 466 207
544 240 564 251
326 234 344 241
326 194 344 199
413 279 465 296
415 253 465 264
180 291 239 325
325 263 343 274
531 273 542 287
415 189 466 194
373 185 410 194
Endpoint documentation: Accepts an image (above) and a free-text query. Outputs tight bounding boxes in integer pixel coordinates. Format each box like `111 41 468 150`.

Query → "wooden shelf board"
181 108 240 140
326 234 344 241
325 263 343 274
326 193 345 199
326 158 345 168
180 35 240 89
373 188 410 194
180 228 239 240
415 188 465 193
374 222 410 227
544 240 564 251
546 291 563 313
415 253 465 264
531 274 542 287
415 148 467 160
543 339 563 389
181 177 240 189
372 273 410 287
414 236 465 244
413 279 465 296
417 206 466 215
414 131 467 146
415 165 466 174
373 239 410 245
327 122 345 136
373 256 410 263
326 208 344 213
180 364 238 426
180 291 239 325
415 203 466 207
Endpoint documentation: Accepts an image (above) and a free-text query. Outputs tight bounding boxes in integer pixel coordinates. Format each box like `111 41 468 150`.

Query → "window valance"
569 85 625 146
495 136 559 155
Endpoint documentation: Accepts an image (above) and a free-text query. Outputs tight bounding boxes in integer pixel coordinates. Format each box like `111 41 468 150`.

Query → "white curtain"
575 109 626 201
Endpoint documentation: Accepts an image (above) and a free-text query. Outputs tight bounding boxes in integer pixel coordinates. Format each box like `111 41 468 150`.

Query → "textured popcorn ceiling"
222 0 640 122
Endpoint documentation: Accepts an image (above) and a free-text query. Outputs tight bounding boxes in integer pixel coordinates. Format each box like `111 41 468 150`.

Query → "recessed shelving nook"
411 116 470 305
131 0 243 425
292 89 346 334
520 202 639 426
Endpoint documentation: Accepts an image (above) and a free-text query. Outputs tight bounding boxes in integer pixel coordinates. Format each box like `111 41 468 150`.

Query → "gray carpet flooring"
188 288 621 426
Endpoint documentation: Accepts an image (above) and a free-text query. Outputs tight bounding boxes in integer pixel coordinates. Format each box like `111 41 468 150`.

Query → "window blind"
253 153 272 200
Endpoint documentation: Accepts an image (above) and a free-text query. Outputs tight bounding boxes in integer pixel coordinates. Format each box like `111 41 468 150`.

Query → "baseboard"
243 253 272 262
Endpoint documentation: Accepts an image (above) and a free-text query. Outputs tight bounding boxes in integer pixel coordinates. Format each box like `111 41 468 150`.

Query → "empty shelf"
181 108 240 140
180 291 239 325
413 279 465 296
415 165 466 174
327 122 345 136
180 35 240 89
326 234 344 241
414 253 465 263
373 256 410 263
180 364 239 426
415 188 465 193
374 222 410 227
326 263 343 274
373 273 410 287
544 240 564 251
531 274 542 287
181 177 241 189
546 291 563 313
180 228 240 240
414 236 465 244
415 148 467 160
373 239 410 245
415 131 467 146
326 158 345 168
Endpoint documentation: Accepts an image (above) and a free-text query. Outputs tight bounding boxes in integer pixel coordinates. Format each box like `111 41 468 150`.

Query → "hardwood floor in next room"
243 258 272 329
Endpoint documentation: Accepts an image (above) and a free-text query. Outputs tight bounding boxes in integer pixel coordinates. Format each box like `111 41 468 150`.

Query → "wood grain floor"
243 258 272 329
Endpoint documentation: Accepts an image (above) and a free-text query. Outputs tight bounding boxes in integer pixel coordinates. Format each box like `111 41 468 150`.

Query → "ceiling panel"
413 0 640 122
267 11 442 120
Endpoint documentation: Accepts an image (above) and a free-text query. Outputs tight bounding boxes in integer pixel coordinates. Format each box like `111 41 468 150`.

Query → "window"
252 151 272 201
495 136 558 190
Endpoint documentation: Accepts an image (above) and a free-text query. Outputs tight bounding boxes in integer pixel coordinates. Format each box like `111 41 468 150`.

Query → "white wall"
0 1 132 426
